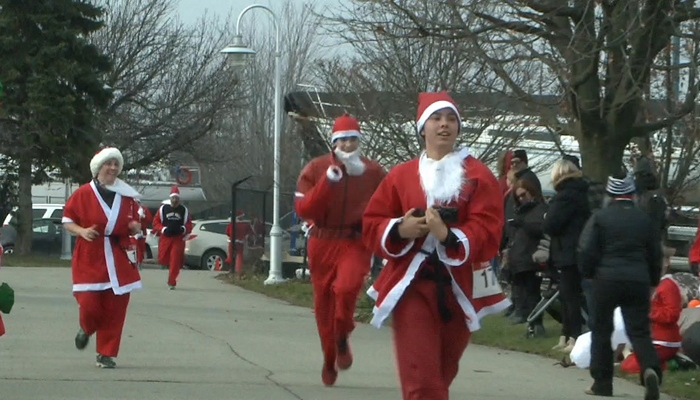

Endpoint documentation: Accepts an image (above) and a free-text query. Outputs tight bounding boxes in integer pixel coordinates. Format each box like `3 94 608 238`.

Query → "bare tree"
187 0 327 200
305 3 542 171
89 0 242 180
327 1 700 184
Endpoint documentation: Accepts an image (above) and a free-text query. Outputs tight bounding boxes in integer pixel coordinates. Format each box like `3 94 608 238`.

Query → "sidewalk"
0 267 669 400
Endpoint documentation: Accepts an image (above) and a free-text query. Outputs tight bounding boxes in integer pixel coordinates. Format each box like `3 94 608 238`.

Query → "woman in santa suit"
362 91 510 400
62 147 143 369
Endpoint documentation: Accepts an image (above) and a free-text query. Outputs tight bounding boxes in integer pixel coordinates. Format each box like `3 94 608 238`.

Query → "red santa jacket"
62 181 142 295
363 148 509 331
650 275 683 347
295 152 385 238
226 220 251 244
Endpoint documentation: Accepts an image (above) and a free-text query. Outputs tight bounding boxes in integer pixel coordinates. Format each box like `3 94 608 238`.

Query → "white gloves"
326 165 343 182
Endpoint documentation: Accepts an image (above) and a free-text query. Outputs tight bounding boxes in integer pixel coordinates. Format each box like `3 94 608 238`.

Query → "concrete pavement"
0 267 670 400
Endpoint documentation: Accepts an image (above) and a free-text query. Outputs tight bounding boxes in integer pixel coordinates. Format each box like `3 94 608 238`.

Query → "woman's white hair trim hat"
90 147 124 177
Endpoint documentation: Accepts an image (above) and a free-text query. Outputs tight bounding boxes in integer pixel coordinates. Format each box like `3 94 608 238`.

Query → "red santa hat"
415 91 461 135
331 113 361 144
169 185 180 198
90 147 124 177
236 210 245 216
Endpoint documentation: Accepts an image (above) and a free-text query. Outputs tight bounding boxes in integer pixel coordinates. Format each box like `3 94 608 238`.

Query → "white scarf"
103 178 142 199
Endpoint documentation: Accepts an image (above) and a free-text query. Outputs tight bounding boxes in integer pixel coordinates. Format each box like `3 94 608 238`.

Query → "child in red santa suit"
621 265 683 374
362 91 510 400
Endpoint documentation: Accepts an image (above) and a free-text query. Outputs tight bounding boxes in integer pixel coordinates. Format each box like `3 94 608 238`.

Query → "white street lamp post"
221 4 286 285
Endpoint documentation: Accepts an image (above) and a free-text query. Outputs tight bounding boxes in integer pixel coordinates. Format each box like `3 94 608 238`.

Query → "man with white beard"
295 113 386 386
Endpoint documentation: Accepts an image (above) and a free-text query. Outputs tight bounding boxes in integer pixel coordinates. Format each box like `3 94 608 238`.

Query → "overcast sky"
176 0 341 25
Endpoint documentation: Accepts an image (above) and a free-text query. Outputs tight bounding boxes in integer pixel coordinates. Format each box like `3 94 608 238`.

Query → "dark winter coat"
577 199 663 286
543 172 591 268
507 200 547 274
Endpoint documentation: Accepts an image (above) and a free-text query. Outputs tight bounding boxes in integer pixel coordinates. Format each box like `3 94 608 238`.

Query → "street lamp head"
220 35 256 67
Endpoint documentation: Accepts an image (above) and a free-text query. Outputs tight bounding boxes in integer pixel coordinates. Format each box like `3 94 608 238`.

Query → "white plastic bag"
570 307 631 369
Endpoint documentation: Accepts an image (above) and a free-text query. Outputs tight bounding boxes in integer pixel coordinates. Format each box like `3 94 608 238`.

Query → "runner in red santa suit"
363 91 510 400
295 113 386 386
130 199 153 269
225 210 250 274
152 186 192 289
62 147 143 369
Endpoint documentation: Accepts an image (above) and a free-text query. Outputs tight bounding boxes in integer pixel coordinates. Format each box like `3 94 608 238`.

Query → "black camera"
411 207 458 224
435 206 458 224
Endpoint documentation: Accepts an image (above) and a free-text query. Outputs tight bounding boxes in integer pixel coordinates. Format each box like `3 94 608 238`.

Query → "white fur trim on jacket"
326 165 343 182
90 147 124 177
380 218 415 257
436 227 470 266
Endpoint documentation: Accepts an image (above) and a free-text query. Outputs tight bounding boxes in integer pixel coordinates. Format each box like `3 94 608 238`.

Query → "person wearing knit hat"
294 112 386 386
152 185 192 289
578 172 664 397
61 146 144 369
363 91 509 399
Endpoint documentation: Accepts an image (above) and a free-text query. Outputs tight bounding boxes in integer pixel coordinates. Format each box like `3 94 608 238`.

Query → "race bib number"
126 249 138 264
473 263 503 299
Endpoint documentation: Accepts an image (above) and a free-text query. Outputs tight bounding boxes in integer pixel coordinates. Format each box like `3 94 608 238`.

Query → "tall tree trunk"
578 132 628 183
15 152 33 255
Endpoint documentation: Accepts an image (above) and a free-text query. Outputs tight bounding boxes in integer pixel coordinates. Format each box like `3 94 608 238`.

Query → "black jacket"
507 200 547 274
577 199 662 286
543 173 590 268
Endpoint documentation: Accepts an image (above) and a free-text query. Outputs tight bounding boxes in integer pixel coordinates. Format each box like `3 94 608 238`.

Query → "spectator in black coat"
506 177 547 335
577 174 662 399
543 158 590 353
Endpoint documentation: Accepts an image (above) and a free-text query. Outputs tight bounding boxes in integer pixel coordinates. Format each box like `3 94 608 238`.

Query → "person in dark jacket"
506 178 547 335
577 174 662 399
543 158 590 352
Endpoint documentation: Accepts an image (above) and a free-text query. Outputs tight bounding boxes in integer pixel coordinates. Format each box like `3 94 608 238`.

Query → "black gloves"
691 263 699 276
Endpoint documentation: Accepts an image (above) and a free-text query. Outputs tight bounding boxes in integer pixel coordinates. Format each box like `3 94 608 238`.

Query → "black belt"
417 249 453 323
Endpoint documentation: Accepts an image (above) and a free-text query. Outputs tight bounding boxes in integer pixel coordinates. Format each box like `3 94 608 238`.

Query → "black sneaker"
74 328 89 350
643 368 660 400
96 354 116 369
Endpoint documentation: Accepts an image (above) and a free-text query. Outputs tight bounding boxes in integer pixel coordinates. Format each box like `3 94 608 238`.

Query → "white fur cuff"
326 166 343 182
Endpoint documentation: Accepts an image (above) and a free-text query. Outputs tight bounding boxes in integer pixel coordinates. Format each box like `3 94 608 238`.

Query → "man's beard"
334 147 366 176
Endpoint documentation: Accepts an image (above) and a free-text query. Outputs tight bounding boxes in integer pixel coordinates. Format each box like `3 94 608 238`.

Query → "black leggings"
511 271 542 322
558 266 583 339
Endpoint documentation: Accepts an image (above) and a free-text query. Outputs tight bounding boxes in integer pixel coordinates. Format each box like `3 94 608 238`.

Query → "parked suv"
184 219 230 270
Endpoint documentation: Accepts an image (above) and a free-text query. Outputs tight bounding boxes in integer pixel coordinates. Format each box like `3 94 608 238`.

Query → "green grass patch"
2 254 71 268
223 272 698 400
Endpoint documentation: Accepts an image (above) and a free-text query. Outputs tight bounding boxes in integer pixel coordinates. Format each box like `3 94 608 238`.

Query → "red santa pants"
620 345 679 374
159 236 185 286
74 290 130 357
392 278 472 400
0 314 5 337
226 242 244 273
307 236 371 367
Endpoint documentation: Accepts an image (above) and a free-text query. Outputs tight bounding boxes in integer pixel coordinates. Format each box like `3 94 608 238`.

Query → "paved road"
0 268 669 400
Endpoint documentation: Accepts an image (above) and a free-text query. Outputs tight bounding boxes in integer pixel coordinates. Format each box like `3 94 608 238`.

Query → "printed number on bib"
473 265 502 299
126 249 138 264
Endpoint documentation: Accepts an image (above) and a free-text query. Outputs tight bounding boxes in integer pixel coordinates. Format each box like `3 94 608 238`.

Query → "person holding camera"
152 186 193 289
363 91 509 400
